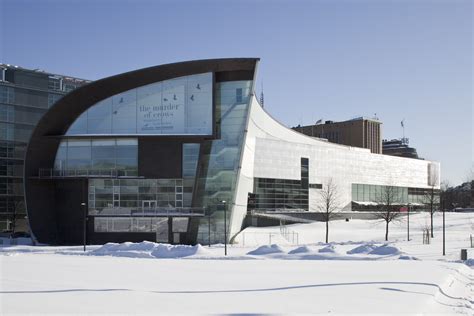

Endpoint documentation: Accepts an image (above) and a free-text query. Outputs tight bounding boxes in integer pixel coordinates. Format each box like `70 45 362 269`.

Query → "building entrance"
142 200 157 209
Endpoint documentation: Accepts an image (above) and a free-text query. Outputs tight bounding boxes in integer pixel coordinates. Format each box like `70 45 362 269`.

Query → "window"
54 138 138 175
48 77 62 91
0 86 14 104
236 88 243 103
66 73 213 136
48 93 63 107
182 143 200 178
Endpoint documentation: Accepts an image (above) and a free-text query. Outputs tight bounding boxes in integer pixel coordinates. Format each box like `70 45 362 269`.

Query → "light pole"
442 204 445 256
81 202 87 252
222 200 227 256
407 203 410 241
207 206 211 247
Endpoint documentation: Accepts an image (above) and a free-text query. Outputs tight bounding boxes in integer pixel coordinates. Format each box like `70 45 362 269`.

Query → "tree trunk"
385 220 389 241
325 220 329 243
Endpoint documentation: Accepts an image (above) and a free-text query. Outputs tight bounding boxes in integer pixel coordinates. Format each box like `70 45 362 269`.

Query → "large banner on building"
66 72 213 136
136 73 212 135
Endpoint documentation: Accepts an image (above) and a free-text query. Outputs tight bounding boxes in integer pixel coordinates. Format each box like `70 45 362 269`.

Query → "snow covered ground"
0 212 473 314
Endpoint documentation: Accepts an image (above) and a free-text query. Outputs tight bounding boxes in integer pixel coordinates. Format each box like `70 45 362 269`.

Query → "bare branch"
373 184 403 241
317 178 341 243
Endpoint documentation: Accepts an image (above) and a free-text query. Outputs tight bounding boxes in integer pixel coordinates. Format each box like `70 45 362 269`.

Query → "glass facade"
54 138 138 176
253 158 310 211
351 183 439 205
182 143 200 178
193 80 253 243
88 178 194 215
66 73 213 136
0 66 87 231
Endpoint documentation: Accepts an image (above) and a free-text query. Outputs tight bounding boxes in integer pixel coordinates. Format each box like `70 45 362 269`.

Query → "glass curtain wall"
193 80 253 244
351 183 439 205
88 178 194 216
54 138 138 176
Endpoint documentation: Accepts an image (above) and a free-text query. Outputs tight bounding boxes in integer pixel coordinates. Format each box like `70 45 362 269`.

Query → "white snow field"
1 212 473 315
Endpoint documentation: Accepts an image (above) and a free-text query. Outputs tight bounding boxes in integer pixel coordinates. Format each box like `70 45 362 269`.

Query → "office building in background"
0 64 89 232
293 117 382 154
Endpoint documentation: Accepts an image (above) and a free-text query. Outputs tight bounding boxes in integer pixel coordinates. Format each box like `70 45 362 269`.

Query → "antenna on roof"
259 81 264 108
401 119 409 145
401 119 405 138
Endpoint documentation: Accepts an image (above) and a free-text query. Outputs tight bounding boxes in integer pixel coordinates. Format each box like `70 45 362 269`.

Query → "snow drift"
247 244 285 255
91 242 211 259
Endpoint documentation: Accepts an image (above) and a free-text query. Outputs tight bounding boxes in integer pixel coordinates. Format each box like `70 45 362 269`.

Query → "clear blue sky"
1 0 472 186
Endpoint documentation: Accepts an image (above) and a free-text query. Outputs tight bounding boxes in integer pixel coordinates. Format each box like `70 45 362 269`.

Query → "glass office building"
24 58 440 245
0 64 88 232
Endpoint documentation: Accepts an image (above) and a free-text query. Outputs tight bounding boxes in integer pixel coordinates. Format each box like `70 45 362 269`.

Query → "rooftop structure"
293 117 382 154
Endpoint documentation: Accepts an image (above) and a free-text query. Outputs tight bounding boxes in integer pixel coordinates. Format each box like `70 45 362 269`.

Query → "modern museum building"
24 58 440 245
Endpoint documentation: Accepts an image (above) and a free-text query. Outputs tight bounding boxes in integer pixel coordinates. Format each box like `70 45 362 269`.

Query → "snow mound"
347 243 377 255
151 244 211 258
96 241 157 253
247 244 285 255
288 245 313 254
398 255 419 260
368 244 401 256
464 259 474 267
318 245 336 253
91 242 211 259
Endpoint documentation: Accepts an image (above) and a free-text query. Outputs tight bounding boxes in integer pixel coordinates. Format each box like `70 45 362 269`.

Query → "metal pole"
222 200 227 256
208 208 211 247
443 206 446 256
407 204 410 241
82 201 86 252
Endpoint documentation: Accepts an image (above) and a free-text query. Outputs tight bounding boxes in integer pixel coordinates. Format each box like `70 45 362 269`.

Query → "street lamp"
221 200 227 256
206 206 211 248
407 203 411 241
81 202 87 252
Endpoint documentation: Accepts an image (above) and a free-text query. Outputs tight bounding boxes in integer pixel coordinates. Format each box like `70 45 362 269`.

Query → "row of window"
54 138 138 174
94 217 188 236
0 104 46 125
0 159 23 177
48 77 81 92
0 86 64 109
0 141 26 159
352 183 439 204
0 178 23 196
88 178 195 215
0 122 34 143
0 196 25 214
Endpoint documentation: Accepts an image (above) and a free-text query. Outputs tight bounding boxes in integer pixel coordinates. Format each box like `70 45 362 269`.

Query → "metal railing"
89 206 205 217
38 168 138 178
280 222 299 244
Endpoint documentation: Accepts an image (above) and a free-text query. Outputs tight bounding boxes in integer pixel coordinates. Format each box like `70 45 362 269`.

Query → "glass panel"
66 73 213 136
54 138 137 174
194 80 253 244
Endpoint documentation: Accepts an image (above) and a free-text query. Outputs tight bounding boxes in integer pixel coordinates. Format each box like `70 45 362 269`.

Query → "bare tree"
318 178 340 243
423 173 440 238
465 163 474 183
374 185 403 241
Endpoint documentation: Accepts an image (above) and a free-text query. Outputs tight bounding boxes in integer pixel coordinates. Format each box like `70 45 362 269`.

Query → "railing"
38 168 138 178
89 207 205 217
280 221 299 244
249 209 307 215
